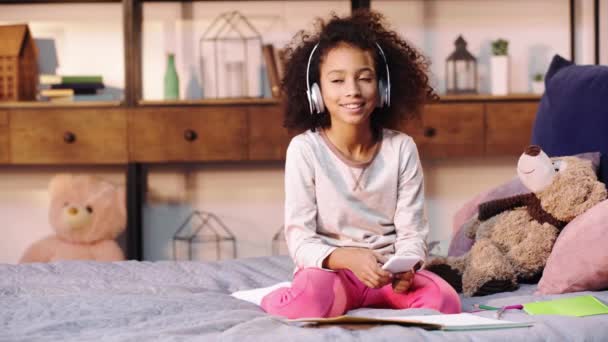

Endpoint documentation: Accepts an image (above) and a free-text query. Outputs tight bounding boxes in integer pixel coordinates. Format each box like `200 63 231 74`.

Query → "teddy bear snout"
524 145 541 156
62 205 93 230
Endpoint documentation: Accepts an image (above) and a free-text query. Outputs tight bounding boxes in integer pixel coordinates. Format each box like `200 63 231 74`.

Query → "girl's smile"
340 101 365 113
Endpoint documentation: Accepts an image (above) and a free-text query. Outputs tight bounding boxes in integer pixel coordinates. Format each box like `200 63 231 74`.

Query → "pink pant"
261 268 461 319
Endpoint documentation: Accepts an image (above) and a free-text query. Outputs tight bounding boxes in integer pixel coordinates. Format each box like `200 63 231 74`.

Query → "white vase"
531 81 545 94
490 55 509 95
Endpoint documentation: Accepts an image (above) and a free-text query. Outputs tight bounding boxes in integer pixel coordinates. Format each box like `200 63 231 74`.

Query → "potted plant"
490 38 509 95
531 72 545 94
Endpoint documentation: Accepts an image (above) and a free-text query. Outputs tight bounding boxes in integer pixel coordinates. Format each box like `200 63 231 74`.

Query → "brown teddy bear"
427 145 607 296
19 174 126 263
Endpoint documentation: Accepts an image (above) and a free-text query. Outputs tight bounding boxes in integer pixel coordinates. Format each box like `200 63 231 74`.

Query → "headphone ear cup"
306 89 314 115
377 79 387 108
310 83 324 114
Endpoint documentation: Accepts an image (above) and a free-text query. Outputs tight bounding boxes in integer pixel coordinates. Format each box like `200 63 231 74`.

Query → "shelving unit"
1 0 599 261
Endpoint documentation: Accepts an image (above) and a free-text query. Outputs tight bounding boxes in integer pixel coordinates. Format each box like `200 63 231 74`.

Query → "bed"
3 255 608 341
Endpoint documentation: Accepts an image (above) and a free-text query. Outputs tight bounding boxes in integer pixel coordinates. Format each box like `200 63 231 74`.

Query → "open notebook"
288 313 533 331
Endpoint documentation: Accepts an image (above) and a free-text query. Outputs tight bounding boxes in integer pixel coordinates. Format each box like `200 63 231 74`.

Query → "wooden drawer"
401 103 484 158
129 106 248 162
0 111 9 164
248 104 290 161
485 102 538 155
10 108 127 164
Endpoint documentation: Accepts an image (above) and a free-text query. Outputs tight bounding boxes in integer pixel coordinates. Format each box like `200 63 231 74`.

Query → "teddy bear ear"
49 174 74 196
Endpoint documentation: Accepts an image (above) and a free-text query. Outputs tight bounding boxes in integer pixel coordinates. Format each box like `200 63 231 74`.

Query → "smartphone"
381 255 421 274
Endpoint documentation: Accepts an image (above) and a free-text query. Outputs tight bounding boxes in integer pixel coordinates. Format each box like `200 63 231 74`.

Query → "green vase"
164 53 179 100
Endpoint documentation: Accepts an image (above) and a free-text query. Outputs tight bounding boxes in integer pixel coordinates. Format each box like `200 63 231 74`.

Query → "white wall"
0 0 604 263
0 3 124 96
141 157 518 261
373 0 599 93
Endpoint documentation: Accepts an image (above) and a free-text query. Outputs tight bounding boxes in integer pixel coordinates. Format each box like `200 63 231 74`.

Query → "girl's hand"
392 271 414 293
324 248 392 288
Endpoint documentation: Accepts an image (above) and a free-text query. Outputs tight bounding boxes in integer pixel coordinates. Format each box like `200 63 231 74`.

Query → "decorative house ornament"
490 38 509 95
0 24 38 101
445 35 477 94
199 11 263 98
173 211 237 261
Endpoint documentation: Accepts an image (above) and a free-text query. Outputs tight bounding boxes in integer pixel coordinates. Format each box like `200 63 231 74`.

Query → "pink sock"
260 268 339 319
377 270 462 314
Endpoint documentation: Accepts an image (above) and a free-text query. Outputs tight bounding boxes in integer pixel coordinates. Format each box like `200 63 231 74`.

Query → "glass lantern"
445 35 478 94
199 11 263 98
172 210 237 261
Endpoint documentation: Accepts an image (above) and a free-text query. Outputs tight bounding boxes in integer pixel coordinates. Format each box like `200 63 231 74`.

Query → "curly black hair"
281 9 437 136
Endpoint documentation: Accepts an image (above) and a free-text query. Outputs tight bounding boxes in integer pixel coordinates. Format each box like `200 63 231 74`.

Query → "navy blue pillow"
531 55 608 184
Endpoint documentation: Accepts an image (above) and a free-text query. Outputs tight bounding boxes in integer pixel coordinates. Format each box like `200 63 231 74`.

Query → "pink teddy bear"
20 174 126 263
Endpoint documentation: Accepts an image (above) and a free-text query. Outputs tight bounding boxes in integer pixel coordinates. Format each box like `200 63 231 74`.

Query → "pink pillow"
537 199 608 294
448 152 601 257
448 177 527 256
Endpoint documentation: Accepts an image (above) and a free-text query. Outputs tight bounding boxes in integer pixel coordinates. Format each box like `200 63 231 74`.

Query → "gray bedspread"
2 256 608 341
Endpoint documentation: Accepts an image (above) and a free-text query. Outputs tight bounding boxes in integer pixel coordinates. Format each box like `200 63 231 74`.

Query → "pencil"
474 304 500 311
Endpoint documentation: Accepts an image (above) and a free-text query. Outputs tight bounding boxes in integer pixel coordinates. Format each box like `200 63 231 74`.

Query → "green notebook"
524 295 608 317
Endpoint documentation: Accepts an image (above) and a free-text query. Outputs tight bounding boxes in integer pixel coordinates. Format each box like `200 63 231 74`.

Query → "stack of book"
38 74 113 102
262 44 286 98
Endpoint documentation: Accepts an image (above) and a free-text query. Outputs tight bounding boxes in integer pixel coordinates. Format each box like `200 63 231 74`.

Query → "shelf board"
0 95 539 109
438 93 542 102
0 101 123 109
141 0 334 1
139 98 281 107
0 0 120 3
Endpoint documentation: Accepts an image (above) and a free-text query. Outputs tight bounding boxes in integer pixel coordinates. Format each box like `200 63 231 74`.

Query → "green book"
61 75 103 84
524 295 608 317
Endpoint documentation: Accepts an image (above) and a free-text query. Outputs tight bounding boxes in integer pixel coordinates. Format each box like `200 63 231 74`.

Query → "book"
39 74 104 85
46 95 74 103
39 74 62 85
262 44 281 98
73 93 115 102
288 313 534 331
523 295 608 317
61 75 103 84
274 47 287 81
40 88 74 97
51 82 104 94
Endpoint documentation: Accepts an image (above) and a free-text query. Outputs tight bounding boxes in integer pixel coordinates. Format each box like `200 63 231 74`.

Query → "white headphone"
305 42 391 115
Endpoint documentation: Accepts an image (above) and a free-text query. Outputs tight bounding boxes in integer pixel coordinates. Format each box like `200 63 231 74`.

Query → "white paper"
290 313 533 331
382 313 532 331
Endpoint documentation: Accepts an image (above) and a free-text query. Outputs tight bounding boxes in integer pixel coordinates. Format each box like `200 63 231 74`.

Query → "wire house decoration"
199 11 263 98
173 211 237 261
272 225 288 256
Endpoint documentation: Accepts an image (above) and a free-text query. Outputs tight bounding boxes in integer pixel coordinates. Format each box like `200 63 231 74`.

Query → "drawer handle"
184 129 198 142
63 131 76 144
423 127 436 138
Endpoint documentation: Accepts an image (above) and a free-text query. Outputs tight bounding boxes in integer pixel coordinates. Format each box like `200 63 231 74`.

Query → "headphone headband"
305 42 391 115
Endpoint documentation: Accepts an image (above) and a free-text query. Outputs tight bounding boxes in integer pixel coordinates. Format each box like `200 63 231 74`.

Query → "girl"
261 10 461 319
